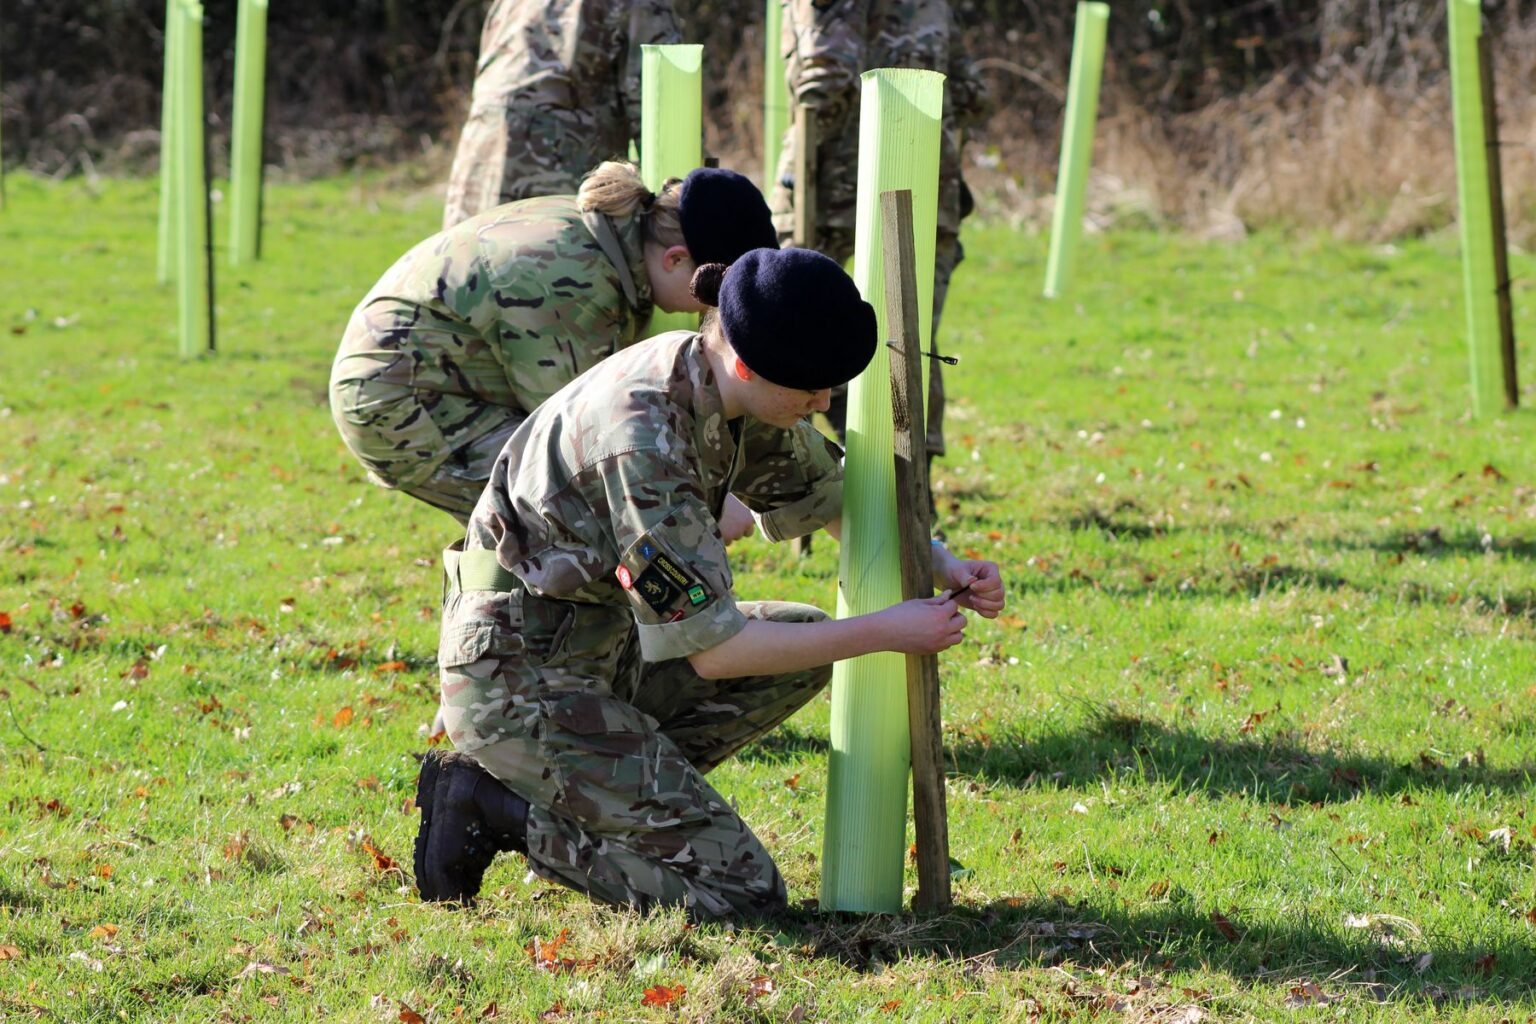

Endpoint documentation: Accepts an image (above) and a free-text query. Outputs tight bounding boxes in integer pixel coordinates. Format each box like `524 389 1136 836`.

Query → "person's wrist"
929 538 953 588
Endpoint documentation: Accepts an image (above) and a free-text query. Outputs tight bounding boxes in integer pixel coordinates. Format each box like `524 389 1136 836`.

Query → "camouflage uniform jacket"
775 0 987 233
331 197 654 485
444 0 682 221
463 330 845 664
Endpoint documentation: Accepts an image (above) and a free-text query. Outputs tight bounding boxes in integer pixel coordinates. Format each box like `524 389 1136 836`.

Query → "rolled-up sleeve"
592 449 748 661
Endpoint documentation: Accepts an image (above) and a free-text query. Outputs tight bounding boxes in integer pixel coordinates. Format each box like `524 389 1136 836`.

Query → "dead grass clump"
969 24 1536 244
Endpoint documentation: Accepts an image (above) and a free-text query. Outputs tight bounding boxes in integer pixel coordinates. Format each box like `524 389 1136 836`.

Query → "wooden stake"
881 188 951 913
1478 33 1519 409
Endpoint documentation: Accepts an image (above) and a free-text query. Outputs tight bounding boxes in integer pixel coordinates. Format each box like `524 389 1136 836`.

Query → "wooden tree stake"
882 188 951 912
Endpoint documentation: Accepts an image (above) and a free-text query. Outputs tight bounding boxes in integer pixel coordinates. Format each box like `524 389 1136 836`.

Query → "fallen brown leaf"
1282 981 1339 1008
1210 909 1241 942
234 961 289 979
361 837 400 875
641 984 685 1008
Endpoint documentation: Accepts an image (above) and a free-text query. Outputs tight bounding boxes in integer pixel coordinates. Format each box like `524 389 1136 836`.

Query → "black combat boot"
412 748 447 896
415 751 530 905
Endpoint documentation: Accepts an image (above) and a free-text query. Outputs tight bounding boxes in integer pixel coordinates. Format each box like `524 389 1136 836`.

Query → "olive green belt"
442 543 520 594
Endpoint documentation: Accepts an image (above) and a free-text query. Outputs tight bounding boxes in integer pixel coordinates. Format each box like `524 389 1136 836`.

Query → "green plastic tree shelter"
822 68 944 915
1042 1 1109 299
229 0 269 265
762 0 789 191
175 0 212 357
157 0 182 283
1448 0 1515 414
640 43 703 337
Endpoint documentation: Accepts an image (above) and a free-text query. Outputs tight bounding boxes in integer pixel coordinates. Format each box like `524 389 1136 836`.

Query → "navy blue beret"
714 247 878 391
677 168 780 266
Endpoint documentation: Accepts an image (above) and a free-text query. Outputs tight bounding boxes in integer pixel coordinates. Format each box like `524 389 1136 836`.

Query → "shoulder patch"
633 565 677 613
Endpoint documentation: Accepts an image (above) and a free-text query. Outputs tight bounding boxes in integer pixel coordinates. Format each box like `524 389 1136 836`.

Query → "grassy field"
1 173 1534 1023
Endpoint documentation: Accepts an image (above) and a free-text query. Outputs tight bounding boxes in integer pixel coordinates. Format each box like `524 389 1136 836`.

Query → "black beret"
716 247 878 391
677 168 780 266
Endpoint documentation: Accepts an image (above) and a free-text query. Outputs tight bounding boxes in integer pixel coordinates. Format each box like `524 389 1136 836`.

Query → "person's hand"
719 494 757 545
877 595 967 655
938 558 1005 619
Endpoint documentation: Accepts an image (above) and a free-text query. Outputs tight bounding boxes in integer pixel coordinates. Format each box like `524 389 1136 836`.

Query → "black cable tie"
885 340 959 365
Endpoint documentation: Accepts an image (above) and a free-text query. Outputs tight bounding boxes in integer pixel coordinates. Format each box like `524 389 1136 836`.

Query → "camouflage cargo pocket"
438 592 536 751
438 590 524 669
540 691 712 831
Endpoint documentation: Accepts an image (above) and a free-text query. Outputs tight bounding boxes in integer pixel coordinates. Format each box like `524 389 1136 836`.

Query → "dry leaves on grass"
0 945 23 960
526 929 595 975
360 836 401 876
234 961 289 979
1282 981 1340 1008
641 984 686 1008
1209 910 1241 942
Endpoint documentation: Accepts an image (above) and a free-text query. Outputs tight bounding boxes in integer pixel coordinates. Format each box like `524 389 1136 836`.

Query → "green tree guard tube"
821 68 945 914
762 0 789 191
1042 1 1109 299
156 0 181 283
640 43 704 337
1448 0 1505 416
176 1 210 357
229 0 269 265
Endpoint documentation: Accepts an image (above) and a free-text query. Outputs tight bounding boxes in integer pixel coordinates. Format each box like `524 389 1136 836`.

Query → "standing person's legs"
443 103 514 230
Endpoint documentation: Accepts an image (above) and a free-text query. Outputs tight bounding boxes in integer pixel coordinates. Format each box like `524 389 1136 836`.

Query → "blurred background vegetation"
2 0 1534 239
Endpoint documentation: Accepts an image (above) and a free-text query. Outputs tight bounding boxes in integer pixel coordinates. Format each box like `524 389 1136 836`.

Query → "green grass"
2 172 1535 1022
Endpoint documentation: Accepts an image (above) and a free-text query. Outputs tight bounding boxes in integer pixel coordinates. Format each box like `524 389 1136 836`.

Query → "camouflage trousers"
443 106 615 230
778 225 961 457
438 584 831 918
330 375 522 526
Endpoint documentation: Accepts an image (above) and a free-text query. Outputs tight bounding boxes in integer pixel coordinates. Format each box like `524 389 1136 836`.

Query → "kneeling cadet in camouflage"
330 163 777 525
414 247 1007 918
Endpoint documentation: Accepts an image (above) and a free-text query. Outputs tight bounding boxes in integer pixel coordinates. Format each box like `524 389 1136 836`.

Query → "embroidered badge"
652 552 694 589
615 565 633 589
633 566 676 614
687 584 708 606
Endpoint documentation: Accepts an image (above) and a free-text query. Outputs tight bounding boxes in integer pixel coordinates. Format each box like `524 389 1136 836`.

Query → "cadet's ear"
663 245 693 273
732 357 756 382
